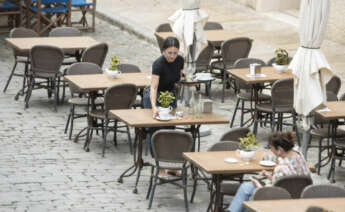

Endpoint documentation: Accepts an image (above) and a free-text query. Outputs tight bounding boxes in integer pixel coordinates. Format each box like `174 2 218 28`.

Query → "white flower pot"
272 63 287 74
239 150 256 162
158 106 172 119
104 68 121 78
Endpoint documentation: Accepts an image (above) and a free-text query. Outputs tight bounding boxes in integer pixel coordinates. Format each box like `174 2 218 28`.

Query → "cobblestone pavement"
0 15 344 212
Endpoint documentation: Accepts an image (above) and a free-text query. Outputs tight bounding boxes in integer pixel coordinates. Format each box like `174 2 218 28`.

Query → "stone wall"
327 0 345 45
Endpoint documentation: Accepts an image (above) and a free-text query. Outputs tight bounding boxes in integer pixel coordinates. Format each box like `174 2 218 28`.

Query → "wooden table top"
244 197 345 212
155 29 236 43
315 101 345 120
64 73 151 92
183 150 274 175
5 36 100 51
109 109 229 128
227 66 293 84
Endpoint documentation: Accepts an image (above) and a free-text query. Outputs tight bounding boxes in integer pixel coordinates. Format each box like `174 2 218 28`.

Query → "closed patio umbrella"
168 0 208 70
288 0 334 155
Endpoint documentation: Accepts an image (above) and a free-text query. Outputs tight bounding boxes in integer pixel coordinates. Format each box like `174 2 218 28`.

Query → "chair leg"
317 137 323 175
3 61 18 93
221 69 225 103
148 166 159 209
240 99 245 127
84 124 91 152
292 112 300 146
103 118 109 157
230 98 240 128
53 79 58 112
190 166 198 203
182 165 189 212
69 105 76 140
24 76 34 109
65 106 72 134
113 120 118 147
253 110 259 135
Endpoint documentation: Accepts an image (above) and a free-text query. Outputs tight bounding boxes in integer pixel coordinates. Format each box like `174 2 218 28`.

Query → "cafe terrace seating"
70 0 96 31
301 184 345 198
64 62 103 140
147 130 193 212
0 0 21 32
230 58 270 128
252 186 291 200
274 175 313 198
3 27 38 93
84 83 137 157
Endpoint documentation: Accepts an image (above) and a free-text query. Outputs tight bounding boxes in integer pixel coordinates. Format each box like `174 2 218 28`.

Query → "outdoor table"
243 197 345 212
109 108 229 194
5 36 99 52
5 36 100 100
155 29 237 47
184 150 316 212
315 101 345 183
64 73 152 142
183 150 273 212
227 66 293 127
177 77 216 98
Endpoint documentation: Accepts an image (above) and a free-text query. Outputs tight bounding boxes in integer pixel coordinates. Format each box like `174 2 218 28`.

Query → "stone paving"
0 2 345 212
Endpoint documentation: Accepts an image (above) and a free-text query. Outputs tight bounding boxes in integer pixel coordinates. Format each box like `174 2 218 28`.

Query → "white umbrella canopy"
168 0 208 60
289 0 334 128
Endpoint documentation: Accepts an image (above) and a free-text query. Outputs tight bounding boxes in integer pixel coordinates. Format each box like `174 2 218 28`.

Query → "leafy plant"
157 91 175 108
274 48 289 65
239 132 258 151
108 55 120 71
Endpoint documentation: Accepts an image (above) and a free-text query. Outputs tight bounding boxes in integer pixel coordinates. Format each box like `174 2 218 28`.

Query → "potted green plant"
239 132 259 163
105 55 121 78
157 91 175 119
272 48 289 73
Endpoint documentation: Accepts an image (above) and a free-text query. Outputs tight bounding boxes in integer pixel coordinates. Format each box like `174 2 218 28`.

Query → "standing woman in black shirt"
143 36 184 117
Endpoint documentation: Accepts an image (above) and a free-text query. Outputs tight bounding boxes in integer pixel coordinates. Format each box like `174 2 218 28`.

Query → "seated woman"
226 131 310 212
143 36 184 176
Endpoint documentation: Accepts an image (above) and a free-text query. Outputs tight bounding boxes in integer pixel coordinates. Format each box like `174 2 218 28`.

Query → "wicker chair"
210 37 253 102
328 137 345 183
117 63 143 108
274 175 313 198
203 21 223 61
25 45 64 111
252 186 291 200
64 62 103 140
230 58 270 127
154 23 172 53
3 28 38 93
253 78 300 146
81 42 108 68
146 130 193 212
83 83 137 157
219 127 250 142
301 184 345 198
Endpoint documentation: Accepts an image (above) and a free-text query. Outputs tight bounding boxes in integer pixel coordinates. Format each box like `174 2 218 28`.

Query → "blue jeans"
142 87 177 156
227 182 256 212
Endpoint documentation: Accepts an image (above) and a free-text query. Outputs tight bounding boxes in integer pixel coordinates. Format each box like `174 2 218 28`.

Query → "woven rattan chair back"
30 45 64 76
219 127 250 142
233 58 266 90
203 21 223 30
155 23 172 32
252 186 291 200
151 130 193 163
326 75 341 96
117 63 141 73
104 83 137 111
81 42 108 68
274 175 313 198
66 62 102 94
49 27 81 56
301 184 345 198
10 27 38 57
305 206 324 212
271 78 294 109
221 37 253 69
196 42 214 71
208 141 239 152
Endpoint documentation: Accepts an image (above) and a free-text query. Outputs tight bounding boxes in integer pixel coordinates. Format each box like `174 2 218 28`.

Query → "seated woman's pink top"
272 151 310 184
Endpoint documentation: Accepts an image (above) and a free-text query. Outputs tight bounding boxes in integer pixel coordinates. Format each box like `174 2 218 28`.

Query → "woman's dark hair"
269 131 295 152
162 36 180 51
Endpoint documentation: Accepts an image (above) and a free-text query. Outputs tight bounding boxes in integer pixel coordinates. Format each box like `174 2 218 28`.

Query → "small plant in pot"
272 48 289 73
239 132 259 163
105 56 121 78
157 91 175 119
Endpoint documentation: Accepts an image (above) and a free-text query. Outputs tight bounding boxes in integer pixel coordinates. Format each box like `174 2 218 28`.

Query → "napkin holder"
202 99 213 113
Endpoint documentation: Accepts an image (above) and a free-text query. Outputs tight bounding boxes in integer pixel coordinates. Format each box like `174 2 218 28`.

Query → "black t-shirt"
152 55 184 93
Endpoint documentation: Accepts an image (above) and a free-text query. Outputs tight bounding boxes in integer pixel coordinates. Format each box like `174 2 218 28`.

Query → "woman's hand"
152 106 159 118
250 177 263 188
259 170 272 180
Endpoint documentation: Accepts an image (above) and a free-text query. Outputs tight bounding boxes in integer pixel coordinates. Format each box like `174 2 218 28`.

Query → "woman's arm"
150 74 159 118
